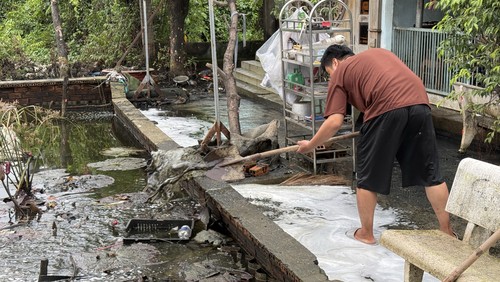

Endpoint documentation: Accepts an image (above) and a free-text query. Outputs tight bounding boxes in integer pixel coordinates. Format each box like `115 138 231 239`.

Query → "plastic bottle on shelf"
286 68 305 90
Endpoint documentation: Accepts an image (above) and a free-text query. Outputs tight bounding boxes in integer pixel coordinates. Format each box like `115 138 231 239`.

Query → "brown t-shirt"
323 48 429 122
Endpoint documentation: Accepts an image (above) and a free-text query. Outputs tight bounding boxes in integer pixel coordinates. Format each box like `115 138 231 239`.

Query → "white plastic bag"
256 8 305 100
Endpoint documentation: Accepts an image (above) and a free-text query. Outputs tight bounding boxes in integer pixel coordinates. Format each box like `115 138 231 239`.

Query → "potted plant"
433 0 499 150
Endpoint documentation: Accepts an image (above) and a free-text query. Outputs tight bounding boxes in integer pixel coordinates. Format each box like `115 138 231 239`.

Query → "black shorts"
356 104 444 195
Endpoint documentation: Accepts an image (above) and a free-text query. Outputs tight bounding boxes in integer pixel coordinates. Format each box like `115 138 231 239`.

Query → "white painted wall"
380 0 394 50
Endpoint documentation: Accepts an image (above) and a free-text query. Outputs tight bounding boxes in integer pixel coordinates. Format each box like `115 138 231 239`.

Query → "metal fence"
392 27 452 96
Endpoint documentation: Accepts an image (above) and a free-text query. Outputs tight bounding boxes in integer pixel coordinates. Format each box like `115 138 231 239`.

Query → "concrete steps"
235 60 280 103
235 67 264 87
241 60 267 77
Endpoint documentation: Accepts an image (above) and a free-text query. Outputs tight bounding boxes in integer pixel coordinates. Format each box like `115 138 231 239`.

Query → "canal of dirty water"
0 112 243 281
141 91 499 282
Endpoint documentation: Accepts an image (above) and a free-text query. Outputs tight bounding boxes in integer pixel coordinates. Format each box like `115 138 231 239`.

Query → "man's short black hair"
320 44 355 72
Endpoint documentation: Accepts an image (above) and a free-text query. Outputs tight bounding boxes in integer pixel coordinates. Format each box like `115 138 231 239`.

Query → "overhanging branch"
206 63 227 81
213 0 228 7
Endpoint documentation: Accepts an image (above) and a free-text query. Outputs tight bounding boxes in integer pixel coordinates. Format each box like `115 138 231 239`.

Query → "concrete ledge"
182 176 329 281
111 82 180 152
380 229 500 281
430 105 463 137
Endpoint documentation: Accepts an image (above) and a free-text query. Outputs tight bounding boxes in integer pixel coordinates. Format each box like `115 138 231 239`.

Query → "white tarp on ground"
232 184 439 282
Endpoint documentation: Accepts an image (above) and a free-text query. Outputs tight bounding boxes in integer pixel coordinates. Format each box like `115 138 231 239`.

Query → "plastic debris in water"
177 225 192 240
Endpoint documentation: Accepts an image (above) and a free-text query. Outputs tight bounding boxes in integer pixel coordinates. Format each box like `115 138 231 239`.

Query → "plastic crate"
123 218 194 244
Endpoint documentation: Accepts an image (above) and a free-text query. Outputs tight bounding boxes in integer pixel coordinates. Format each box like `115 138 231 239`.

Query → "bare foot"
346 228 377 245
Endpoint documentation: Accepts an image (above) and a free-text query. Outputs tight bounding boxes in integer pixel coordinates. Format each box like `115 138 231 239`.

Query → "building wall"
393 0 443 27
0 77 112 108
381 0 444 50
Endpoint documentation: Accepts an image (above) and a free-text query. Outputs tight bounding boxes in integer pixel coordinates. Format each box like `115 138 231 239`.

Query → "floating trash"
100 147 147 158
87 157 147 171
124 218 194 244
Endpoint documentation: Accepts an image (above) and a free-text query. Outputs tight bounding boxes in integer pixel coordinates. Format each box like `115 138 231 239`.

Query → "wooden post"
39 259 49 279
368 0 382 48
263 0 277 40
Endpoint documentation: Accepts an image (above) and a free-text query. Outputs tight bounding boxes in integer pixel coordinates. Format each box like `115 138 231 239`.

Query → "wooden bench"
380 157 500 281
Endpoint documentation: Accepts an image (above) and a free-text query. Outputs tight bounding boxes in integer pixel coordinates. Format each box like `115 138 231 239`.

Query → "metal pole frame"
209 0 221 142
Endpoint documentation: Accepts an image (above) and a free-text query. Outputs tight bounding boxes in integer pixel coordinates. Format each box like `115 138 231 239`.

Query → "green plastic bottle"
287 68 305 90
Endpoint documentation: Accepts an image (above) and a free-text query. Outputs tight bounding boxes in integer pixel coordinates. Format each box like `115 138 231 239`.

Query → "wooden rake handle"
219 131 360 167
443 228 500 282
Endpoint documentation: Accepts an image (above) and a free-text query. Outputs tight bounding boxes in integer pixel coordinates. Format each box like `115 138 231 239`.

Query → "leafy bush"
186 0 264 42
0 0 265 79
435 0 500 142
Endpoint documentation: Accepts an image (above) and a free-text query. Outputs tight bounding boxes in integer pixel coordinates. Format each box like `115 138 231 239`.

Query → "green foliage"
0 0 141 70
0 0 53 64
185 0 264 42
434 0 500 142
234 0 264 41
63 1 141 66
0 0 265 78
185 0 210 42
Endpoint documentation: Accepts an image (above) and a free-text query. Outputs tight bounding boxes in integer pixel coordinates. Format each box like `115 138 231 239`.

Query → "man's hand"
296 114 344 154
297 140 313 154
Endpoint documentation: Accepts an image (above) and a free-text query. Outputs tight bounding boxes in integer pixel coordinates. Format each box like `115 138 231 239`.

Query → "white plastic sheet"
256 8 331 102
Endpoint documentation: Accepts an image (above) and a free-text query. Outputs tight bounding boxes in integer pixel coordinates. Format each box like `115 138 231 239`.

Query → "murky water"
0 115 241 281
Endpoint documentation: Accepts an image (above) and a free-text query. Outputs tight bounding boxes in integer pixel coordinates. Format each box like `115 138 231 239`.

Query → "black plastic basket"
123 218 194 244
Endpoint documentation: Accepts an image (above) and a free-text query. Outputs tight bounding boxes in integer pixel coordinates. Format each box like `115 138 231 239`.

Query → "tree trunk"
222 0 241 135
50 0 69 117
168 0 189 76
263 0 277 40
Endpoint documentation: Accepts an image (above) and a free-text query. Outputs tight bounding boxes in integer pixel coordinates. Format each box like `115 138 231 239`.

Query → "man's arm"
296 113 345 153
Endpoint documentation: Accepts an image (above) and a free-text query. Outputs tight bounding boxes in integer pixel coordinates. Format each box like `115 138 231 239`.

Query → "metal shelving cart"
279 0 356 175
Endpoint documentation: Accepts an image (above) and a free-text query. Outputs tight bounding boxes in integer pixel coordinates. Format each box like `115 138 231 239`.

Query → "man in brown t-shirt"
297 45 454 245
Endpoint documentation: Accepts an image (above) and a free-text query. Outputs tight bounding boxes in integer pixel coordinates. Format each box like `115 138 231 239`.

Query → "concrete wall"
186 40 264 67
393 0 443 28
373 0 445 51
0 77 111 109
